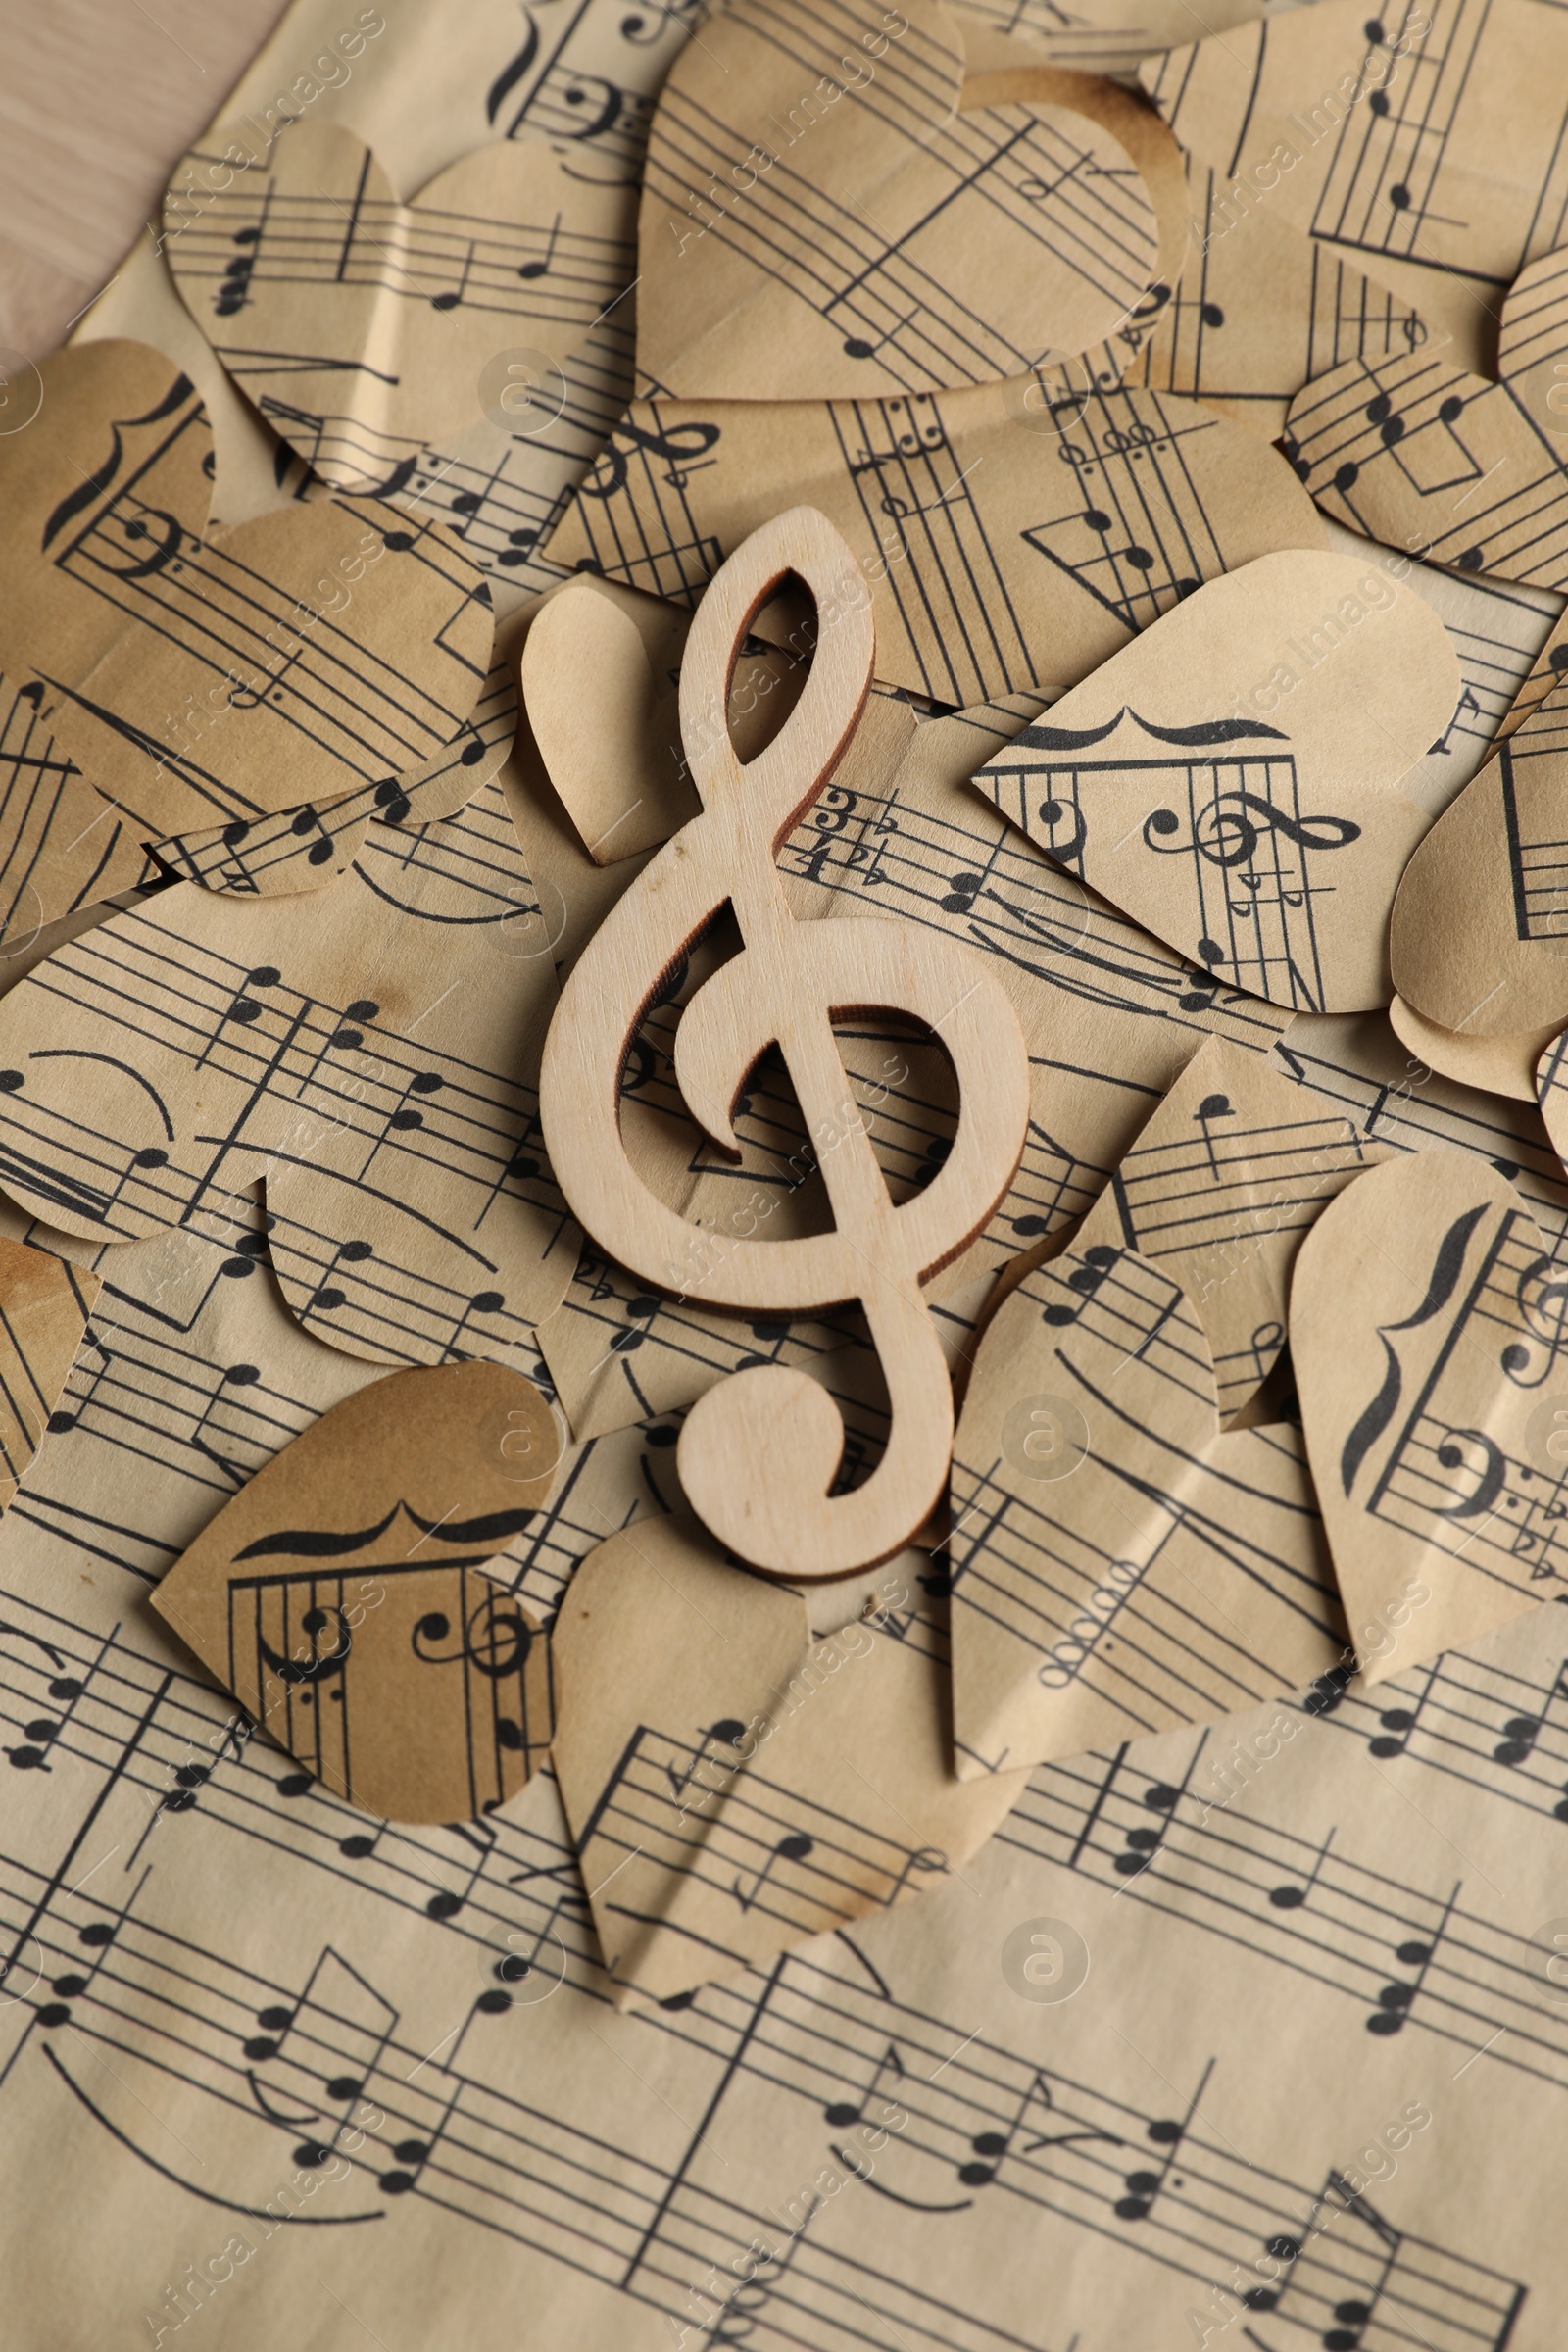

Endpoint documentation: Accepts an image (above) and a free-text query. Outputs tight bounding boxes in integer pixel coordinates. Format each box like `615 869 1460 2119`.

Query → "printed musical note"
957 2069 1120 2187
430 239 475 312
547 380 1323 705
1368 1659 1440 1757
824 2039 905 2130
1365 1886 1458 2036
733 1830 816 1913
163 122 638 497
517 212 562 282
1268 1827 1335 1911
1115 2060 1212 2221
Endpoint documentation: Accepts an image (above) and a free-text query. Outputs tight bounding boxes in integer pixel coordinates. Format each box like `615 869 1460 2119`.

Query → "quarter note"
666 1718 749 1807
842 305 920 362
1269 1826 1334 1910
1194 1090 1234 1183
518 213 561 281
1367 1658 1440 1757
431 240 475 313
1365 1885 1456 2035
733 1830 815 1912
378 2081 462 2196
1493 1663 1567 1764
1115 2060 1211 2220
1113 1779 1181 1876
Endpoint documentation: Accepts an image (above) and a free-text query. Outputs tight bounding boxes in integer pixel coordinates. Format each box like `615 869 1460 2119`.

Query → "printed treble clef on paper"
412 1590 533 1680
1143 789 1362 869
579 417 722 501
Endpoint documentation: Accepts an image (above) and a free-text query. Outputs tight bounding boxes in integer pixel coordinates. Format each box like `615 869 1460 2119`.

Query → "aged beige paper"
544 375 1327 704
949 1225 1344 1776
1 5 1562 2349
1389 669 1568 1039
164 118 638 490
0 342 492 838
1067 1033 1386 1421
638 0 1161 400
970 548 1460 1012
1294 1149 1564 1682
1286 248 1568 589
1142 0 1568 366
0 779 579 1369
553 1514 1026 2001
152 1362 559 1822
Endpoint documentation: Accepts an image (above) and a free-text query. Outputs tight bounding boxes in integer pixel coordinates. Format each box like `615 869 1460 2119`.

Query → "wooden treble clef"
539 507 1030 1580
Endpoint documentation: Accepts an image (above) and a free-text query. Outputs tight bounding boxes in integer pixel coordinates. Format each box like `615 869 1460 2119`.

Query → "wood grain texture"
0 0 288 356
539 507 1032 1580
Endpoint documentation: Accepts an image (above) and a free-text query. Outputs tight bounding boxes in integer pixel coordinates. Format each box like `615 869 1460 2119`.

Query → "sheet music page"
2 3 1567 2348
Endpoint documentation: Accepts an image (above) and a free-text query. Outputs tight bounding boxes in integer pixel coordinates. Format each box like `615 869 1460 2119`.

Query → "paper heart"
521 581 698 865
1534 1027 1568 1174
0 780 579 1372
151 1362 560 1822
1285 249 1568 584
553 1514 1025 2002
1141 0 1563 363
1270 1008 1568 1254
0 341 492 843
165 119 637 493
1065 1035 1385 1422
546 379 1325 705
148 651 519 896
0 666 154 943
520 577 816 863
949 1222 1343 1776
1388 664 1568 1037
0 1239 98 1516
1388 995 1559 1104
1293 1149 1566 1683
636 0 1161 401
970 550 1459 1011
1128 159 1433 442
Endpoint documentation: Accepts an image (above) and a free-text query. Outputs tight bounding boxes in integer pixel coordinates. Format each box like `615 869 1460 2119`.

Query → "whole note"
539 508 1031 1579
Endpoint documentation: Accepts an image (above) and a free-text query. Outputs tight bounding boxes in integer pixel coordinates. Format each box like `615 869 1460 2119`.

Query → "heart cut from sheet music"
520 577 817 865
151 1362 560 1822
164 120 637 493
1140 0 1568 363
1388 661 1568 1039
546 381 1327 705
1126 159 1432 443
636 0 1162 399
1293 1148 1568 1684
147 649 520 897
1057 1035 1385 1423
0 1239 98 1518
970 550 1460 1012
1285 249 1568 586
552 1514 1027 2003
0 340 493 848
949 1225 1344 1779
0 779 580 1373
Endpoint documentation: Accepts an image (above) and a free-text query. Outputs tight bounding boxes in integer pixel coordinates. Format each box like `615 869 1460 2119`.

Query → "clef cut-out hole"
726 628 810 768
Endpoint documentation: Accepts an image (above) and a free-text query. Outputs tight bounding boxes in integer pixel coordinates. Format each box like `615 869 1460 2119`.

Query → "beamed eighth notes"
539 506 1031 1579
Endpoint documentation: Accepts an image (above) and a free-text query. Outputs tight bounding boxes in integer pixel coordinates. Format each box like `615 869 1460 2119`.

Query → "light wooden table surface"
0 0 288 358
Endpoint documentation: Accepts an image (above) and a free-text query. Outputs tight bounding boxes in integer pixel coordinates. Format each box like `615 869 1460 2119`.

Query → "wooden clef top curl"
539 506 1030 1579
